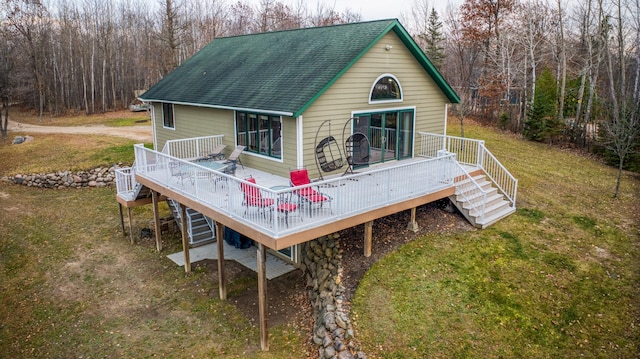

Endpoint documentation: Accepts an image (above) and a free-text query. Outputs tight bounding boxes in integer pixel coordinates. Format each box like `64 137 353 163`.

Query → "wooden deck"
131 148 460 249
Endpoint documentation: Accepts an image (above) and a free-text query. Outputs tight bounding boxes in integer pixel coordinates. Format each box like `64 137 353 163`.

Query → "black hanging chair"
342 118 371 176
343 132 370 175
314 120 344 180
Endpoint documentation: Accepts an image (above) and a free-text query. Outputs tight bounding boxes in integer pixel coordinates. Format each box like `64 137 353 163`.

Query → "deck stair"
134 183 151 200
451 174 515 229
167 199 216 246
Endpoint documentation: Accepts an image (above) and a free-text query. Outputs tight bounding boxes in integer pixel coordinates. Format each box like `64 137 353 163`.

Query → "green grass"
0 185 312 359
0 121 310 358
351 120 639 358
1 117 637 358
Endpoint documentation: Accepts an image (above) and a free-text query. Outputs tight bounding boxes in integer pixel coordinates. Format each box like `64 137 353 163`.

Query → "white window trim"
162 103 176 130
368 73 404 105
233 111 284 162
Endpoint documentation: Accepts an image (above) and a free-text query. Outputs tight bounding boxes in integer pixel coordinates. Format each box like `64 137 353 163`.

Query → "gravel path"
7 120 152 142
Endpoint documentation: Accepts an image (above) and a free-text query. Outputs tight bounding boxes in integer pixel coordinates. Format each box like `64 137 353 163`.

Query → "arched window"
370 75 402 102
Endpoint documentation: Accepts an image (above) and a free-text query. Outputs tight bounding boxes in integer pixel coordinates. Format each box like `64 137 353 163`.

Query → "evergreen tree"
524 68 564 142
421 8 445 70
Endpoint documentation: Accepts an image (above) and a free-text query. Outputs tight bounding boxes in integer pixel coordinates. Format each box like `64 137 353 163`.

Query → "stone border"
2 164 125 189
301 233 366 359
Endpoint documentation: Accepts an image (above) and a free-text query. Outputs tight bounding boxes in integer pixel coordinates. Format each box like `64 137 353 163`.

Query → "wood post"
127 207 134 244
216 222 226 300
180 204 191 273
118 203 125 234
257 243 269 351
152 190 162 252
406 207 419 232
364 220 373 257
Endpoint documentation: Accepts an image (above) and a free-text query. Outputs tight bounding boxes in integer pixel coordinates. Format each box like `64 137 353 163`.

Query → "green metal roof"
140 19 459 117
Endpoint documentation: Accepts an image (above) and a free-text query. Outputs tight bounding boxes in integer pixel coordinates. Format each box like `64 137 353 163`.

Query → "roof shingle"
140 19 458 116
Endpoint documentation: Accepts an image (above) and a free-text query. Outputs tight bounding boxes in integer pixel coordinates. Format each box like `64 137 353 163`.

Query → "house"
115 19 517 350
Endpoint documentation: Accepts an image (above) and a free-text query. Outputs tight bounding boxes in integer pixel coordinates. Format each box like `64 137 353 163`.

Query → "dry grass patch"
10 108 149 126
0 133 138 176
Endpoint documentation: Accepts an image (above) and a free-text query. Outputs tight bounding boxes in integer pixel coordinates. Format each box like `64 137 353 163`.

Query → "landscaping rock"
7 164 124 189
302 233 363 358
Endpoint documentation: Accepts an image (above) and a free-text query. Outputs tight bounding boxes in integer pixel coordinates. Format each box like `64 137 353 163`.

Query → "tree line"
1 0 638 193
0 0 361 121
421 0 639 195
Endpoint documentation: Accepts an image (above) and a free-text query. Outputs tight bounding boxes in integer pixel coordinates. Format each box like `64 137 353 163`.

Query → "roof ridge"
214 18 398 41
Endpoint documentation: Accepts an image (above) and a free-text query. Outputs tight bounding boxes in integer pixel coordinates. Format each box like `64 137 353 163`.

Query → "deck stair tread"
462 192 504 210
167 199 216 246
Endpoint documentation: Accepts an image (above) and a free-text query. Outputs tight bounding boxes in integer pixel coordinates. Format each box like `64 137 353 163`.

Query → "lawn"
0 123 312 357
1 117 637 358
351 121 639 358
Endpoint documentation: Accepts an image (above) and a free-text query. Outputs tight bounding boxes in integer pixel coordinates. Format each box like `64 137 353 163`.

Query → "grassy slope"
0 115 310 358
351 121 640 358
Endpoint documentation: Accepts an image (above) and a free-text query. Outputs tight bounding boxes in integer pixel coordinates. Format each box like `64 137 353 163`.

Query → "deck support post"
216 223 226 300
118 203 125 234
127 207 134 244
364 220 373 257
180 204 191 273
406 207 419 233
152 190 162 252
257 243 269 351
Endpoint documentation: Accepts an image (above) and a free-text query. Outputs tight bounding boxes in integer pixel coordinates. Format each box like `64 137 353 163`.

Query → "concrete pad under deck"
166 241 296 280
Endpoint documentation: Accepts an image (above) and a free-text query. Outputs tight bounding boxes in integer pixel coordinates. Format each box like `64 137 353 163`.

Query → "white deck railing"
418 132 517 207
132 144 458 238
115 164 138 201
162 135 224 159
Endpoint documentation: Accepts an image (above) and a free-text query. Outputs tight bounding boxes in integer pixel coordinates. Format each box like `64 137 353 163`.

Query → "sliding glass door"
353 109 414 165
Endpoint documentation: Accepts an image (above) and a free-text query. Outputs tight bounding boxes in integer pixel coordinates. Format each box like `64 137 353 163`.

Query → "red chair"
240 177 274 219
289 168 331 217
241 177 300 227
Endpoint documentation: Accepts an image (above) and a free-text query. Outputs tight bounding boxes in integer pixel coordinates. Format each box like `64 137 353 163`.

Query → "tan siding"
300 32 450 178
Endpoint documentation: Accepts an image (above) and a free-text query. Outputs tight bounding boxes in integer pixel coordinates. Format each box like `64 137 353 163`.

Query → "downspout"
150 103 158 151
296 115 304 169
443 103 448 150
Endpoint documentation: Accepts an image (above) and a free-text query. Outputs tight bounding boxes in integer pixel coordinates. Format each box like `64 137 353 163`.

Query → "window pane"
248 114 258 152
271 116 282 158
371 76 401 101
236 113 247 147
259 115 269 155
398 111 413 159
163 103 174 128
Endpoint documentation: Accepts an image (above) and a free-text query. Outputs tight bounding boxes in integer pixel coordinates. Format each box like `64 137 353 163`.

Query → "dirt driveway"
7 120 152 142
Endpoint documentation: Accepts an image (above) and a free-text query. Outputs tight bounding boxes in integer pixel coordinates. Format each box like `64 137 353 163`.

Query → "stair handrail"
454 162 488 224
478 144 518 207
418 132 517 208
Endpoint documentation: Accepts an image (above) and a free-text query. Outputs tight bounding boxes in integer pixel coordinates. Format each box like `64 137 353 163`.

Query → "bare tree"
0 27 13 138
4 0 50 121
600 0 640 198
443 4 483 137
